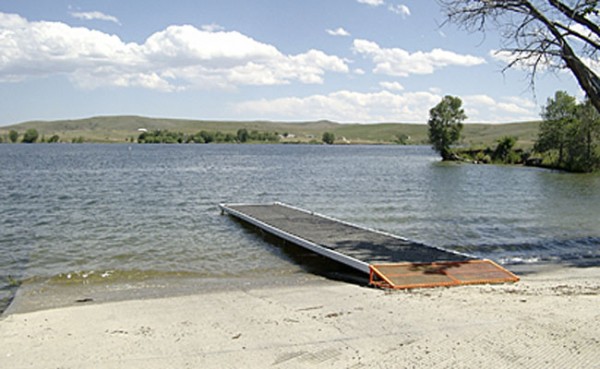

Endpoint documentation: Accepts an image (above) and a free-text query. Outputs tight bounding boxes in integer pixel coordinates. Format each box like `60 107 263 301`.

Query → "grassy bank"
0 115 540 146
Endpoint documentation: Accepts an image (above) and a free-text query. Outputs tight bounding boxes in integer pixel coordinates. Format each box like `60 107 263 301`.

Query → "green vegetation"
137 128 280 144
237 128 249 143
457 136 526 165
427 96 466 160
493 136 521 164
395 134 410 145
22 128 39 143
9 130 18 143
454 91 600 172
535 92 600 172
322 132 335 145
0 115 542 146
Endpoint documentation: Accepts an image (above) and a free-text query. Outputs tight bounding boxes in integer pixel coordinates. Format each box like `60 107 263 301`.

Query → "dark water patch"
452 237 600 266
228 217 369 287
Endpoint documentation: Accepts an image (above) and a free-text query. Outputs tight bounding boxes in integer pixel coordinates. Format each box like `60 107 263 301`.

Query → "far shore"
1 265 599 368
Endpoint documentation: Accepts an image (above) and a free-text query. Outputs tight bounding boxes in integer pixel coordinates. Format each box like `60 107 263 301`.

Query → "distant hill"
0 115 540 146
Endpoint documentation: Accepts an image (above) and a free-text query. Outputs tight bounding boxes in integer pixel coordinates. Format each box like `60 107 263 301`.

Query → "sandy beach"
1 266 599 369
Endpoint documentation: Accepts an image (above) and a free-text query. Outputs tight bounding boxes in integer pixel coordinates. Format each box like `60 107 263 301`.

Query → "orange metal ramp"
369 259 519 290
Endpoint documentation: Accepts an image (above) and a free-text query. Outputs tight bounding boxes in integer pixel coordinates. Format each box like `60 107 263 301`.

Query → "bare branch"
547 0 600 40
438 0 600 112
553 22 600 50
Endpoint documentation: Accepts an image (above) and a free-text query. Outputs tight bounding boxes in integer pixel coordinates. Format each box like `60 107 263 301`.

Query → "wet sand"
1 266 599 368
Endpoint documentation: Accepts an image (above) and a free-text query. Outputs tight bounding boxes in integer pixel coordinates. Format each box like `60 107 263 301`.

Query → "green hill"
0 115 540 146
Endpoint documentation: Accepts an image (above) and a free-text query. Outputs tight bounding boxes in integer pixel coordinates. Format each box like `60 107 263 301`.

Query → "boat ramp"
220 202 518 289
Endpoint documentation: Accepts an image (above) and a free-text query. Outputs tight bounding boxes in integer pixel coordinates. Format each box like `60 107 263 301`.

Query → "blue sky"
0 0 586 126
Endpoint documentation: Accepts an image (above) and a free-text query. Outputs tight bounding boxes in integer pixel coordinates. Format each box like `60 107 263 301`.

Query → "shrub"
9 130 18 143
322 132 335 144
22 129 39 143
493 136 517 162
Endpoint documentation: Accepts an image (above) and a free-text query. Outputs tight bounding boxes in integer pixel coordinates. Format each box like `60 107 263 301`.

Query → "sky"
0 0 588 126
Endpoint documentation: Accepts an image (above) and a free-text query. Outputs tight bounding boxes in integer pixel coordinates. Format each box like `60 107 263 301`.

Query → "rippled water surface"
1 144 599 310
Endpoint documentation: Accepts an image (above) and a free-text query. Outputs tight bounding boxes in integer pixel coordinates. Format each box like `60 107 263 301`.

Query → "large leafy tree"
438 0 600 113
428 95 467 160
536 91 600 171
575 99 600 170
569 98 600 171
536 91 577 166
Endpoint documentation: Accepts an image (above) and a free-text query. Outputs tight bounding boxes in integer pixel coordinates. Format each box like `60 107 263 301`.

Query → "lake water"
1 144 599 312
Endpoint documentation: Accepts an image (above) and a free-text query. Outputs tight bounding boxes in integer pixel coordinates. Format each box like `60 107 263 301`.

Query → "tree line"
137 128 282 144
0 129 90 144
0 129 60 144
138 129 342 145
427 92 600 172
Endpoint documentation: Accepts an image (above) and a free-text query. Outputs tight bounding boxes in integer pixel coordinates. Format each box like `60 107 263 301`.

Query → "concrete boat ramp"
220 202 518 289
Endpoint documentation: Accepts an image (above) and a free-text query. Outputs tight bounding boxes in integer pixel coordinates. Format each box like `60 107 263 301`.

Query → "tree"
8 130 18 143
575 98 600 169
237 128 249 143
199 130 215 143
494 136 518 162
428 95 466 160
22 129 39 143
322 132 335 145
536 91 600 171
536 91 577 166
439 0 600 113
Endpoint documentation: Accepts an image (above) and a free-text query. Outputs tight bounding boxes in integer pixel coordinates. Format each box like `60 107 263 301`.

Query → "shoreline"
2 265 599 368
0 261 569 316
3 270 337 316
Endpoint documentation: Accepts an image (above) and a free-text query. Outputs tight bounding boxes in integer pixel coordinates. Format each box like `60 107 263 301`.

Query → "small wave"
449 237 600 266
46 269 210 285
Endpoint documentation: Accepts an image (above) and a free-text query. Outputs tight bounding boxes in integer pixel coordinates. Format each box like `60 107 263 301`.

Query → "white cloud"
358 1 412 17
380 81 404 91
462 94 539 122
201 23 225 32
490 49 529 69
357 0 385 6
326 27 351 37
567 19 600 45
236 90 539 123
70 11 120 25
388 4 411 17
579 57 600 77
354 39 486 77
0 13 349 90
237 90 443 123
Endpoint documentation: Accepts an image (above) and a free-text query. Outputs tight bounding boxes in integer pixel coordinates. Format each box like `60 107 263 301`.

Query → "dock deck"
220 202 518 289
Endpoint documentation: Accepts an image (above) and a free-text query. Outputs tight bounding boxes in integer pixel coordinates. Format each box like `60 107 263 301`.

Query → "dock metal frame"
220 202 519 289
220 202 370 273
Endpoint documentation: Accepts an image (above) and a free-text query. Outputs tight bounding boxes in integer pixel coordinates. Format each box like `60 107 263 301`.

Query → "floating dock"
220 202 518 289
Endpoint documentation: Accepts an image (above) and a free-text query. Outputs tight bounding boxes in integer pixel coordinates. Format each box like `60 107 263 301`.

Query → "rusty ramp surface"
370 260 519 289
